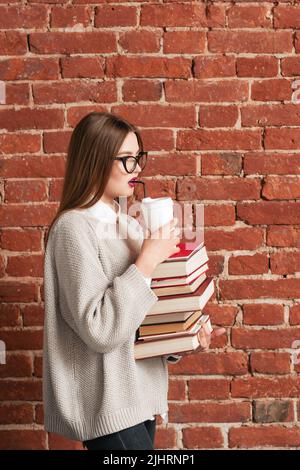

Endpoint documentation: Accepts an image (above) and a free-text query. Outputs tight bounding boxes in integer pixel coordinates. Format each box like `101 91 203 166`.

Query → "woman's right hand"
135 218 181 277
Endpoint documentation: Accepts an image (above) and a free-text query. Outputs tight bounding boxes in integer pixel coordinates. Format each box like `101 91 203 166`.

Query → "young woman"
43 111 225 450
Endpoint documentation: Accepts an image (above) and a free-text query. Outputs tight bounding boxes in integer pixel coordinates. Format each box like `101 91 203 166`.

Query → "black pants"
82 418 156 450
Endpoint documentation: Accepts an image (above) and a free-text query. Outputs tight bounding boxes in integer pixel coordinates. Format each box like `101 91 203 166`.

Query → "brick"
205 228 264 251
242 104 300 127
0 403 34 424
119 30 161 53
193 56 236 79
43 131 72 154
208 31 292 54
202 153 242 175
265 128 300 150
67 105 108 128
155 427 177 450
29 32 116 54
48 433 84 450
51 6 91 27
177 130 261 151
229 254 269 275
0 281 37 302
5 83 30 105
237 201 300 225
163 31 205 54
220 279 300 300
169 402 251 423
0 304 21 327
0 5 47 28
168 379 186 400
141 3 225 28
204 204 236 226
0 31 27 55
281 57 300 76
22 305 44 327
0 156 65 178
112 105 196 128
122 80 162 102
34 355 43 378
290 305 300 325
199 105 239 128
202 304 238 326
189 378 230 399
250 352 291 374
60 57 105 79
0 202 58 227
32 81 117 104
267 225 300 247
251 79 292 101
237 56 278 77
95 5 137 27
0 228 42 252
0 430 46 450
142 153 197 177
169 352 248 376
35 404 44 425
133 179 176 201
0 329 43 350
165 80 248 103
0 380 42 401
140 129 175 152
6 253 44 277
253 400 293 423
231 377 300 398
244 153 300 176
0 133 41 154
232 327 300 349
0 58 59 81
177 177 260 201
243 304 284 326
107 56 191 79
228 5 272 28
0 353 32 377
206 255 225 276
274 5 300 28
182 427 223 449
270 251 300 275
263 176 300 200
0 109 64 131
5 180 47 203
229 426 300 448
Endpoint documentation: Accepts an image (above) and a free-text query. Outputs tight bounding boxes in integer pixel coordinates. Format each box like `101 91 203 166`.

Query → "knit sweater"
80 198 181 427
43 203 171 441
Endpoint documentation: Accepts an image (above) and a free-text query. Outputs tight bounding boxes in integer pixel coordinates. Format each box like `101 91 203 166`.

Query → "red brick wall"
1 0 300 450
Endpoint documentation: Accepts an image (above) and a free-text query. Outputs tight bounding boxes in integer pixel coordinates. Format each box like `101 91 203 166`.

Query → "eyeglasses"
113 151 148 174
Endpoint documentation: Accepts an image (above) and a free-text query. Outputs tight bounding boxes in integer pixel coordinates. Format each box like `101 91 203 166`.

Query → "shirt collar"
85 198 121 223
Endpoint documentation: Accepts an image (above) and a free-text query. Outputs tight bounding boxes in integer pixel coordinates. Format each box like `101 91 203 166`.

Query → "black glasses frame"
113 151 148 174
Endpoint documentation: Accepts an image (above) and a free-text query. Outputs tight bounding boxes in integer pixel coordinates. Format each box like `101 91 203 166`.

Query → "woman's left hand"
172 326 226 357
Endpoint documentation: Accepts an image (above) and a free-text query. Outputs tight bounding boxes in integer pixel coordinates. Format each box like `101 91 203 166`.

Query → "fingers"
211 327 226 338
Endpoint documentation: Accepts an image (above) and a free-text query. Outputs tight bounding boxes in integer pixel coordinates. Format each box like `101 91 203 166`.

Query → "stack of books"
134 240 215 360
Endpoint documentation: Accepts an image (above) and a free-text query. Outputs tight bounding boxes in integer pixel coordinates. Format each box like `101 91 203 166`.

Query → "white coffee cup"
141 197 174 233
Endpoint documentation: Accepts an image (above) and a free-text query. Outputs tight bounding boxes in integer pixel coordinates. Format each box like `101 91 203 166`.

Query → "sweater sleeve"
52 214 159 354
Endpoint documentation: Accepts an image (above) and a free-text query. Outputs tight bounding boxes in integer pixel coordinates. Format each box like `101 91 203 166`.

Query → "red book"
151 244 208 279
165 241 204 262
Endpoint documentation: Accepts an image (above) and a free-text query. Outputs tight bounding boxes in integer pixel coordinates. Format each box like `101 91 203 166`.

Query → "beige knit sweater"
43 209 169 441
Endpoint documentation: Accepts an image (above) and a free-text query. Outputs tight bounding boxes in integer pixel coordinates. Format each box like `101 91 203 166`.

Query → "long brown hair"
44 111 143 248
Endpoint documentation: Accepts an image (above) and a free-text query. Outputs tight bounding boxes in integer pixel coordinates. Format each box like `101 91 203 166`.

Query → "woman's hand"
172 326 226 357
135 217 181 278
